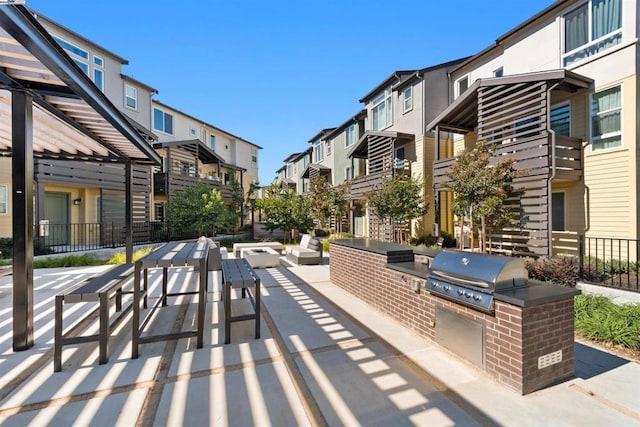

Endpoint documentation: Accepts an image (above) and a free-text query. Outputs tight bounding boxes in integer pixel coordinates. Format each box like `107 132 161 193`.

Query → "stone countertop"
385 261 431 279
495 281 580 307
330 238 418 256
385 262 580 307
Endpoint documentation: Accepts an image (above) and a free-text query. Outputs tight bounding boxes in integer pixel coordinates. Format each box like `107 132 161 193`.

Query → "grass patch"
575 294 640 350
33 254 104 268
106 247 154 264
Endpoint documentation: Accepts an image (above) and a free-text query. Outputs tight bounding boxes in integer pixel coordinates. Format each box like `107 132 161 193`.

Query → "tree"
366 175 427 243
328 182 350 235
308 175 331 229
443 141 517 252
256 184 314 242
166 183 236 237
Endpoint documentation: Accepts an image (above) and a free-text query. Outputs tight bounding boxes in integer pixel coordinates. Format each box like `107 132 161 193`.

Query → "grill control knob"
443 286 451 292
465 292 472 299
473 295 482 301
457 290 464 296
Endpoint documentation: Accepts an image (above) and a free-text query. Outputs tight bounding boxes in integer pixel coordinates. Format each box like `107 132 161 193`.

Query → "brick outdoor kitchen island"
329 239 580 395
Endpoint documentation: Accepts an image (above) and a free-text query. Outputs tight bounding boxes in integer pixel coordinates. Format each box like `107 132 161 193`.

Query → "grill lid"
428 250 527 290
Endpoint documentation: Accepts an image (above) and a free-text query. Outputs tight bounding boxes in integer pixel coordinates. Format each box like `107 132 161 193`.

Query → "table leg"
54 295 63 372
99 292 109 364
162 267 168 307
143 268 148 309
197 257 206 348
224 281 231 344
132 262 140 359
255 278 261 339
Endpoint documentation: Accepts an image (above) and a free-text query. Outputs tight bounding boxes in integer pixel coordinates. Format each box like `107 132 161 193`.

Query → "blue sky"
28 0 556 185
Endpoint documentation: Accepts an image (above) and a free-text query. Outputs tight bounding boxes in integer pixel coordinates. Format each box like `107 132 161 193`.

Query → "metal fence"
579 235 640 292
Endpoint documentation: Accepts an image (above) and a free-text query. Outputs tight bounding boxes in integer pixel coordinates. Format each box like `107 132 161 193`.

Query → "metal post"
12 90 34 351
578 234 584 281
125 161 133 264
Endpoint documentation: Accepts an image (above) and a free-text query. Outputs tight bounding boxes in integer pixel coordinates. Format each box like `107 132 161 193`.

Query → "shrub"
525 256 580 286
0 237 55 259
440 231 457 248
409 235 438 247
574 294 640 350
106 247 153 265
322 239 330 253
314 228 331 237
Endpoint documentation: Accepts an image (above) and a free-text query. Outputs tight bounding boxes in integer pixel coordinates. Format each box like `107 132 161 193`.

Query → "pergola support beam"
12 90 34 351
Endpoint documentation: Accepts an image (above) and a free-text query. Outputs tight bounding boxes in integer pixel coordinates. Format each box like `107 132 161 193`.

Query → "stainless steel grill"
425 250 528 313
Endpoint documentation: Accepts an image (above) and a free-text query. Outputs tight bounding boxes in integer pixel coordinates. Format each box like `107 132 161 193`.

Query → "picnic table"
132 240 209 358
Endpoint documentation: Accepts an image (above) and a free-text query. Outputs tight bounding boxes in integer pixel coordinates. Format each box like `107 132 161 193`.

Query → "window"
190 127 197 137
345 124 356 147
154 203 165 222
0 185 7 214
345 166 354 181
563 0 622 66
552 192 566 231
372 88 392 130
210 135 216 149
287 163 294 177
53 36 104 91
325 140 332 156
455 76 469 98
591 85 621 150
403 86 413 112
551 104 571 136
125 85 137 110
395 146 406 169
493 67 504 77
314 141 323 162
153 108 174 135
251 148 258 165
302 179 309 193
303 154 309 168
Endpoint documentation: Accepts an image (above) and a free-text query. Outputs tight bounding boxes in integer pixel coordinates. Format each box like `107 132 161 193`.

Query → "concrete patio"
0 255 638 426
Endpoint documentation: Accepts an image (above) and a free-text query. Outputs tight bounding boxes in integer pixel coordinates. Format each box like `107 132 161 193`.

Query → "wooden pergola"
0 5 161 351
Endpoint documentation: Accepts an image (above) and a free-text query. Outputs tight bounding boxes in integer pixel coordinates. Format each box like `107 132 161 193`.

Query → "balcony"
433 134 583 190
153 172 235 199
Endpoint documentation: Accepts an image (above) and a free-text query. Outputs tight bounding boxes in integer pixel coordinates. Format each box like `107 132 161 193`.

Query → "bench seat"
54 263 135 372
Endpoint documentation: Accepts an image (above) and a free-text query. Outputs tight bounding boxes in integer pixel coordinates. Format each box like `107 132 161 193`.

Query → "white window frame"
153 107 174 135
53 35 105 91
210 135 216 150
124 84 137 110
550 102 571 136
325 140 332 156
402 86 413 113
314 141 323 162
251 148 258 166
189 127 197 137
0 185 7 214
562 0 623 67
590 84 622 152
345 124 356 147
371 87 393 131
493 67 504 77
345 166 354 181
454 75 469 99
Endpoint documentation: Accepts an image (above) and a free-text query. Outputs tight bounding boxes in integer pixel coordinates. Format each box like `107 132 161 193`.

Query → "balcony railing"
154 172 235 199
433 134 582 189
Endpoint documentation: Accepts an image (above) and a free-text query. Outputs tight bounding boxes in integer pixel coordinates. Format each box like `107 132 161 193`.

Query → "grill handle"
430 270 490 289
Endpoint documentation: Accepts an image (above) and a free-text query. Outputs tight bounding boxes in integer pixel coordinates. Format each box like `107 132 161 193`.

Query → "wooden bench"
221 258 260 344
54 264 135 372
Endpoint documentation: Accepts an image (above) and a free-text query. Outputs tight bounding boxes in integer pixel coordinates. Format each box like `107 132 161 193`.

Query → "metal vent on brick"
425 251 528 313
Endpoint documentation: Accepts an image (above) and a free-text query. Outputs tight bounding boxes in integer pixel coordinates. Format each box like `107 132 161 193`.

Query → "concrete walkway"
0 257 638 426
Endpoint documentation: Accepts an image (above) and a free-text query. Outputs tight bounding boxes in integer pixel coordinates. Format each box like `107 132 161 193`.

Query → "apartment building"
150 100 261 222
0 9 259 244
273 149 311 193
348 60 465 239
428 0 634 256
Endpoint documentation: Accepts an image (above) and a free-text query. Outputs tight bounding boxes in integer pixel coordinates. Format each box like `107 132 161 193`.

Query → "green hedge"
575 294 640 350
